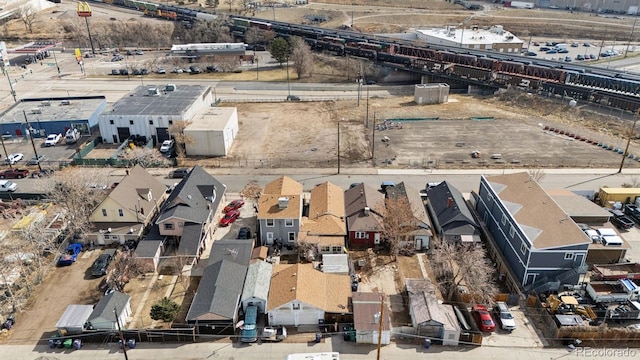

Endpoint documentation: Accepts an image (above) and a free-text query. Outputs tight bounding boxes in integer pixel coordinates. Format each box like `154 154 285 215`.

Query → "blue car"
57 243 83 266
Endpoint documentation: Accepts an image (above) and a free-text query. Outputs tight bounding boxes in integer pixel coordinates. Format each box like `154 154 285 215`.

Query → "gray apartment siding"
259 218 300 245
477 177 588 287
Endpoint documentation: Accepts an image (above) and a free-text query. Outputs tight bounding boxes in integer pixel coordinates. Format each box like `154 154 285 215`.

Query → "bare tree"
17 5 37 34
119 147 172 168
240 0 251 13
430 239 498 304
527 168 545 183
216 55 240 72
108 252 150 291
289 36 314 78
168 120 194 158
240 181 262 203
382 197 416 260
226 0 233 12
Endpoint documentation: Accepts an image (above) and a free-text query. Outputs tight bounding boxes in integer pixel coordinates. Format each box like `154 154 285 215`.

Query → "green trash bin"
63 339 73 349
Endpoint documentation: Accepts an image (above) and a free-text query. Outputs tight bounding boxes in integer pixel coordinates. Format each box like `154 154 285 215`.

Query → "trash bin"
315 332 322 343
126 339 136 349
63 339 73 349
48 338 56 349
73 339 82 350
423 339 431 349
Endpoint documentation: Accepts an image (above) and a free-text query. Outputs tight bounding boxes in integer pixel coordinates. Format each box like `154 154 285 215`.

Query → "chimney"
278 197 289 209
364 206 370 216
447 197 453 208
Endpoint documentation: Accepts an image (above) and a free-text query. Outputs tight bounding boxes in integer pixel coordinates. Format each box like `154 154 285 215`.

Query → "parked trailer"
608 301 640 320
592 263 640 281
586 279 640 303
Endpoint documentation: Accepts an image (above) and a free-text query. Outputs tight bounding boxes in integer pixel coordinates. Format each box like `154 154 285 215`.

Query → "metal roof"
104 85 210 116
0 96 106 124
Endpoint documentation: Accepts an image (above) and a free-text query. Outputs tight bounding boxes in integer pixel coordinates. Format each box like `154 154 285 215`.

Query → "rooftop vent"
364 206 370 216
278 197 289 209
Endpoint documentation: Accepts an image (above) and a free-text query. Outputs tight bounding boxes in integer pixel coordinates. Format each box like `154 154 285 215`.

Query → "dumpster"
315 332 322 343
126 339 136 349
73 339 82 350
423 339 431 349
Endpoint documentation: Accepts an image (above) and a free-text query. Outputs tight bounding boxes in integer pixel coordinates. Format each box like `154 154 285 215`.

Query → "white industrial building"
184 106 238 156
416 25 523 53
97 84 213 145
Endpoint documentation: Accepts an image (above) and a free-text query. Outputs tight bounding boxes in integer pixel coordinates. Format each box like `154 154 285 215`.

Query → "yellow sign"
77 1 92 17
75 48 82 62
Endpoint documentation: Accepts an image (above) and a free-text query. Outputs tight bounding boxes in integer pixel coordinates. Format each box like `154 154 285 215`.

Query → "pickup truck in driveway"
0 169 29 179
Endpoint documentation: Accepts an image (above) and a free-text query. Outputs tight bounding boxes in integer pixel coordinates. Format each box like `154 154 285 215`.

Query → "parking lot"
526 38 629 65
0 136 80 171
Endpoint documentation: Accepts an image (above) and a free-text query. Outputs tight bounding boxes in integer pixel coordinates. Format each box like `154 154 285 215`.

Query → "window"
149 120 154 125
355 232 366 239
292 303 300 310
509 225 515 238
164 223 175 230
332 246 342 253
321 246 330 252
118 209 124 217
129 120 134 125
168 120 173 125
179 222 184 228
501 213 507 225
564 253 574 260
288 232 295 241
101 209 107 217
285 219 294 227
520 243 526 254
109 120 114 125
266 219 275 227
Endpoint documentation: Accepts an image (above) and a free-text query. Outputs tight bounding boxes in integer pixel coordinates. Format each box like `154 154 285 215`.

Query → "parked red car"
472 305 496 333
219 209 240 227
223 199 245 213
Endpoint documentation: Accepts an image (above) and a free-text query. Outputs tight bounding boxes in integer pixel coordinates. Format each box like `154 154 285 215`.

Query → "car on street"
576 54 585 61
140 68 149 75
219 209 240 227
189 66 201 74
525 51 537 56
584 42 592 47
546 49 558 54
111 55 124 62
44 133 62 146
286 95 301 101
119 69 129 75
494 301 516 332
238 226 251 239
156 68 166 74
168 168 189 178
0 168 29 179
224 199 245 213
472 305 496 333
135 49 144 55
0 180 17 192
57 243 83 267
91 249 116 277
160 139 175 153
172 67 183 74
557 49 569 53
4 153 24 165
27 155 47 165
111 69 119 75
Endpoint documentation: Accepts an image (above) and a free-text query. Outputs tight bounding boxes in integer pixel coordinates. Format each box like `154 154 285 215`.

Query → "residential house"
344 183 385 249
405 279 460 346
299 182 347 255
475 172 590 292
186 239 253 333
385 182 432 251
89 165 167 245
267 263 352 327
155 166 226 266
258 176 303 246
87 291 132 331
352 292 391 345
240 260 273 314
426 181 481 244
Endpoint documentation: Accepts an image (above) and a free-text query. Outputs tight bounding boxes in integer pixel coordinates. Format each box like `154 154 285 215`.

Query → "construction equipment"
545 295 597 320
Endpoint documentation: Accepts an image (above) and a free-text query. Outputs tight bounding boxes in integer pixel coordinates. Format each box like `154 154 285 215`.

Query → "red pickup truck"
0 169 29 179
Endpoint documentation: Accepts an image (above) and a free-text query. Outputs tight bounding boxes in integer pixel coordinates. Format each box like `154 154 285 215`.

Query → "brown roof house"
344 183 385 249
267 263 352 327
352 292 391 345
89 165 167 245
258 176 303 246
299 181 347 257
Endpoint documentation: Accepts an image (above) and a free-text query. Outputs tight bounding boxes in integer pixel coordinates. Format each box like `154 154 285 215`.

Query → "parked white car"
160 139 175 153
4 153 24 165
44 133 62 146
0 180 17 192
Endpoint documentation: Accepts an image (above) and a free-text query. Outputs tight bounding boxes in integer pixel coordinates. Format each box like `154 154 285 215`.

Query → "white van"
601 235 623 246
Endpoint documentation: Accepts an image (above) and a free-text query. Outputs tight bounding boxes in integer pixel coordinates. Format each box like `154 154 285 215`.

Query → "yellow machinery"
546 295 597 320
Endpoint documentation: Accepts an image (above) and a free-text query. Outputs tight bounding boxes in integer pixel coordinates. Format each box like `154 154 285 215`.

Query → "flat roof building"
416 25 523 53
0 96 106 139
98 84 213 144
185 106 238 156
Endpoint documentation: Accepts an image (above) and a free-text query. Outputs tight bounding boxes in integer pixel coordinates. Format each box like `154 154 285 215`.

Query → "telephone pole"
618 108 640 173
337 122 341 174
22 110 42 171
114 307 129 360
376 295 384 360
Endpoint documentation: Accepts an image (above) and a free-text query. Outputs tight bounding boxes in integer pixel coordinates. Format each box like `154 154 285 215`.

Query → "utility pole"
376 295 384 360
627 2 640 58
618 108 640 173
365 85 370 127
0 133 9 169
114 307 129 360
371 112 376 166
22 110 42 172
3 65 16 102
286 56 291 98
337 122 341 174
52 49 61 77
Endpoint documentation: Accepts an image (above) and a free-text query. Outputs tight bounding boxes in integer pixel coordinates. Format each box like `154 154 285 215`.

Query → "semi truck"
586 279 640 303
592 263 640 281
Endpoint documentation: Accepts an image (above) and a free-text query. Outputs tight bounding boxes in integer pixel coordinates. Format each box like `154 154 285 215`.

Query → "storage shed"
87 291 132 331
184 107 238 156
56 304 94 335
405 279 460 346
414 83 449 105
352 292 391 345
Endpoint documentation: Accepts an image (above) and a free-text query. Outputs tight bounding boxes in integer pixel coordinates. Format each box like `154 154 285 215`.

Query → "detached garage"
185 107 238 156
56 304 94 335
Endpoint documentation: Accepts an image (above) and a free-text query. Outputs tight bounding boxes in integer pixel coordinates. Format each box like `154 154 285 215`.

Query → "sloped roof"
258 194 302 219
177 223 203 256
88 291 131 323
267 263 351 313
300 182 346 236
405 279 459 331
101 165 167 219
56 305 94 329
135 239 163 258
344 183 385 232
300 215 346 236
241 261 273 303
156 166 225 225
263 176 303 195
353 292 390 331
546 189 612 219
209 239 254 266
186 260 248 322
386 182 430 226
427 181 480 237
484 172 591 250
298 232 344 247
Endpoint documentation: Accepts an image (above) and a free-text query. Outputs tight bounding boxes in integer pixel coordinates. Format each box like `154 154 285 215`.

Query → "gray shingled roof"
178 223 203 256
386 182 430 228
186 260 248 322
208 239 254 266
426 181 479 237
156 166 225 225
88 291 131 323
135 239 163 258
241 261 273 303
